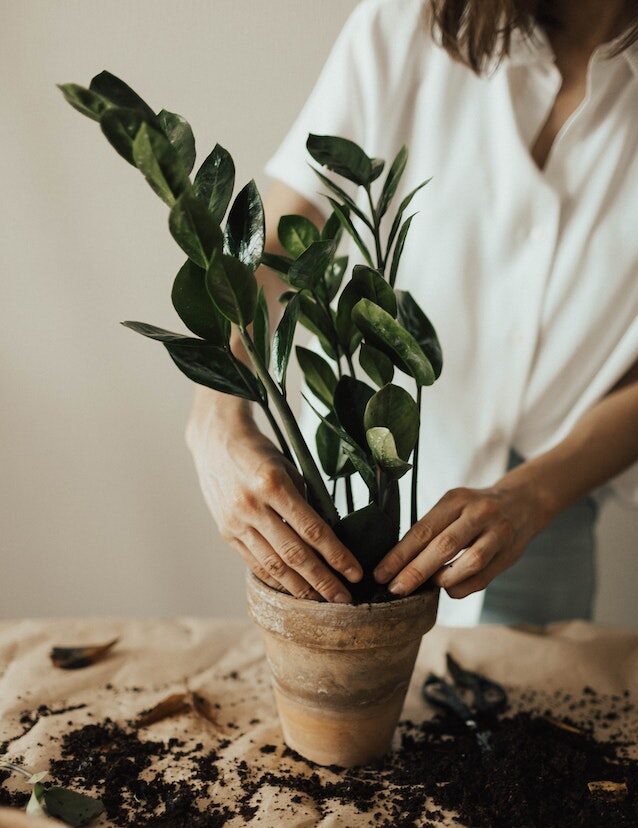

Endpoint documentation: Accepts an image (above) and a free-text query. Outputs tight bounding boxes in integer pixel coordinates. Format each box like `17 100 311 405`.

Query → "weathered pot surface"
246 572 439 767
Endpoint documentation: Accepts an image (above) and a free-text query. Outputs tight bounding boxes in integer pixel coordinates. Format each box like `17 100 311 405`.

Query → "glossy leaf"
90 70 155 120
122 322 262 400
193 144 235 224
205 251 258 327
41 786 105 827
316 412 353 478
336 265 396 354
253 288 270 368
158 109 196 174
364 383 419 459
292 291 338 360
389 213 415 287
386 177 432 257
321 210 344 243
169 192 223 268
324 255 348 302
296 346 337 407
58 83 113 121
133 123 191 207
334 503 399 599
378 145 408 218
396 289 443 379
260 252 293 277
311 166 372 229
278 215 320 258
172 259 229 344
224 180 265 270
333 376 376 451
100 107 147 165
352 298 436 386
327 198 374 267
366 427 412 479
307 133 381 186
288 238 337 291
359 342 394 386
272 292 301 388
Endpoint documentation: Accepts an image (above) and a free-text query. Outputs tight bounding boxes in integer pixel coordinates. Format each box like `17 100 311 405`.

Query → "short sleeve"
264 1 385 215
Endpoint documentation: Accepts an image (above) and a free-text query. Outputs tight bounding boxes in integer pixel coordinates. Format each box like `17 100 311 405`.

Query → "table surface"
1 618 637 827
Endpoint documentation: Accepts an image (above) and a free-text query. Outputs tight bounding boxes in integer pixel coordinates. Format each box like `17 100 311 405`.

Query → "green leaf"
205 250 258 327
296 346 337 407
41 786 105 827
359 342 394 386
26 782 48 817
324 255 348 302
253 288 270 369
333 376 376 451
386 177 431 258
58 83 113 121
278 215 320 258
294 291 338 360
396 289 443 379
352 298 436 387
389 213 415 287
224 180 265 270
316 412 354 478
193 144 235 224
327 198 374 267
334 504 399 598
133 123 191 207
157 109 196 174
321 210 344 243
307 134 380 186
169 192 223 268
272 293 300 388
99 107 147 165
366 427 412 480
364 383 419 459
171 259 229 344
122 322 262 400
377 145 408 218
260 252 293 277
310 166 372 229
336 264 396 354
288 239 337 291
89 70 155 120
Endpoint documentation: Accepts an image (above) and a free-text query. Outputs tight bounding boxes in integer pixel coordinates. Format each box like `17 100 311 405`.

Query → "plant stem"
259 400 296 467
239 328 339 525
411 385 423 526
345 476 355 513
345 351 357 379
365 184 385 274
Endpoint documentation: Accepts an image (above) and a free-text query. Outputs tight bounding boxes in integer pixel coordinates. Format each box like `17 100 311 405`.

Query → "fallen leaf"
136 693 191 727
588 780 628 799
50 638 119 670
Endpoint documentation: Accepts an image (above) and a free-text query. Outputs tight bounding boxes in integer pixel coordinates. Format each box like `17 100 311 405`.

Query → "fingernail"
345 567 362 583
388 580 406 596
374 565 389 583
334 592 351 604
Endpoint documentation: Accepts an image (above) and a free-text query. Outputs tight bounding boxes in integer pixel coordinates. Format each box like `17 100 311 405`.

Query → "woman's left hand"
373 482 552 599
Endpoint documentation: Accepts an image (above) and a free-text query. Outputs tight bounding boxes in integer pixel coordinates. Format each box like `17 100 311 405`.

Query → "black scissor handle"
422 673 474 721
446 654 507 715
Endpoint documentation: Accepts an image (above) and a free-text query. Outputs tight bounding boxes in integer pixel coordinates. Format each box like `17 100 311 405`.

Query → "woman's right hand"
186 391 363 603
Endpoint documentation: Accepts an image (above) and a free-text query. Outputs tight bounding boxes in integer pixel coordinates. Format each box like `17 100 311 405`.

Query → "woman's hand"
373 480 552 599
187 392 363 603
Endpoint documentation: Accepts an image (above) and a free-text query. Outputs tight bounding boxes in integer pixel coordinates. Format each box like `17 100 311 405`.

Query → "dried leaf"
50 638 119 670
191 692 222 728
588 780 628 799
136 693 191 727
543 716 583 735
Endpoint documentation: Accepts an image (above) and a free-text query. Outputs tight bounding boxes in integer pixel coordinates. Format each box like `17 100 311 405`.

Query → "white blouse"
266 0 638 623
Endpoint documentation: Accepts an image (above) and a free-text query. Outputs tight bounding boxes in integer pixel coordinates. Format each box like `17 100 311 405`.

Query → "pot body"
246 573 439 767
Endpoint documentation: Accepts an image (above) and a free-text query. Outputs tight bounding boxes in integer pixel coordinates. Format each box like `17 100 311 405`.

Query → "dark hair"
429 0 638 73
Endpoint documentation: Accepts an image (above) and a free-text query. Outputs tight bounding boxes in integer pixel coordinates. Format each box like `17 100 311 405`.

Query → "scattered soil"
1 684 636 826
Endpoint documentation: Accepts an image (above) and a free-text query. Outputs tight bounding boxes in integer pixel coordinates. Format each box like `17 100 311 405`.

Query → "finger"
270 476 363 583
374 491 469 584
387 514 482 597
433 530 501 590
242 527 321 601
231 539 285 592
259 507 352 604
445 554 509 600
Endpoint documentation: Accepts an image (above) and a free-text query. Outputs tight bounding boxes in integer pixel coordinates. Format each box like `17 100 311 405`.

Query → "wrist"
493 461 559 536
187 387 254 450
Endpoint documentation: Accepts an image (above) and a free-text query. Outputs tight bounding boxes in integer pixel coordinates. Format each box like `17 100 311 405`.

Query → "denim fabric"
479 450 598 625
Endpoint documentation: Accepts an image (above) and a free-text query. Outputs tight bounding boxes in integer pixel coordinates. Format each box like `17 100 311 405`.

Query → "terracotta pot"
246 572 439 767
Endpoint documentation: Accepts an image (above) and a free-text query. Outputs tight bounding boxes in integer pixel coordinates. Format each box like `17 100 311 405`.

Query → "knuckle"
312 573 338 595
295 585 317 601
434 532 460 561
400 564 425 591
470 498 498 521
255 466 285 496
299 518 325 546
497 518 515 544
462 548 485 576
262 555 287 579
279 540 308 568
446 487 470 505
411 520 434 547
233 487 258 512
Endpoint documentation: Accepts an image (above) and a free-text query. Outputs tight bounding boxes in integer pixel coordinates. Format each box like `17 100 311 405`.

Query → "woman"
187 0 638 625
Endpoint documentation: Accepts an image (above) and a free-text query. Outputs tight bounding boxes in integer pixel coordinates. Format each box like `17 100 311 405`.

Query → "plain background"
1 0 636 625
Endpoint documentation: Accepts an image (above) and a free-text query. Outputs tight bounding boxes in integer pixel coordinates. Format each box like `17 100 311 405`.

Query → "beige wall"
1 0 636 626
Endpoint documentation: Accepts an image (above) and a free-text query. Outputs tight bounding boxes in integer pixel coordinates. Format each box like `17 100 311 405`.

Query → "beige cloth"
1 618 637 827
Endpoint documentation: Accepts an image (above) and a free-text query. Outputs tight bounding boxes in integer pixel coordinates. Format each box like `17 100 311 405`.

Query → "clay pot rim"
246 570 437 615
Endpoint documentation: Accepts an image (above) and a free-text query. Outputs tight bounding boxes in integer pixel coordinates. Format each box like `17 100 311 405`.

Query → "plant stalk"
259 400 296 467
239 328 339 525
345 476 355 513
365 184 385 274
411 385 422 526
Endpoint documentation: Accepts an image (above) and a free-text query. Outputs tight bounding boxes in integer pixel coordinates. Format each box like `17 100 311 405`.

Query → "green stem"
259 400 295 467
239 329 339 525
366 184 385 274
345 476 355 513
345 351 357 379
411 385 422 526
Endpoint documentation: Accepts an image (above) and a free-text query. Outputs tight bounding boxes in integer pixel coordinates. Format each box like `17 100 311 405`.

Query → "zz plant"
59 71 443 601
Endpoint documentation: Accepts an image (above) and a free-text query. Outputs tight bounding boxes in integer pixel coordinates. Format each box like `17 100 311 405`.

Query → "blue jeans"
479 450 598 625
